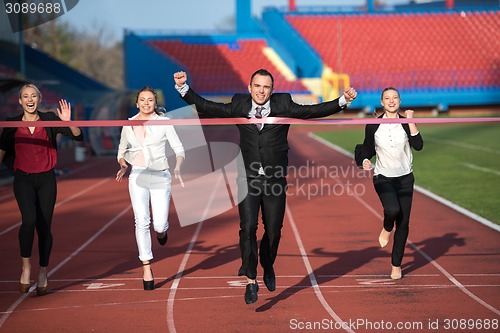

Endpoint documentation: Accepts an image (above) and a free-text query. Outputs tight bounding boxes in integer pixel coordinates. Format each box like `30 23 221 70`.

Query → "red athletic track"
0 126 499 333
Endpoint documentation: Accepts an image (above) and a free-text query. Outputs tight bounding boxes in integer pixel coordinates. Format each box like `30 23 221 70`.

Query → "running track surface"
0 126 499 333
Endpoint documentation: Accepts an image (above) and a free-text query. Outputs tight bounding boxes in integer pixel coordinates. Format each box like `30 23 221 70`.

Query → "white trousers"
128 167 172 261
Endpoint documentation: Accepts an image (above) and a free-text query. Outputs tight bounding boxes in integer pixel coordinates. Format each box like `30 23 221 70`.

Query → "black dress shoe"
244 282 259 304
157 232 168 246
263 268 276 292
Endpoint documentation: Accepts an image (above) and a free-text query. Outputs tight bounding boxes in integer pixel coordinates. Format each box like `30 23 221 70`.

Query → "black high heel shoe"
143 263 154 290
36 285 48 296
36 272 48 296
19 283 30 293
19 268 31 293
157 231 168 246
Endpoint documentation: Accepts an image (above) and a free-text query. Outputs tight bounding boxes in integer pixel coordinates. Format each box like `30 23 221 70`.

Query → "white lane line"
408 242 500 316
414 185 500 232
462 162 500 176
286 205 355 333
166 170 226 333
309 132 500 232
317 274 440 278
181 273 441 279
0 296 241 316
4 281 500 317
454 273 500 277
2 282 497 300
309 132 500 316
313 284 500 289
166 222 203 333
0 205 131 328
0 177 112 236
0 277 145 283
353 178 500 316
0 298 170 315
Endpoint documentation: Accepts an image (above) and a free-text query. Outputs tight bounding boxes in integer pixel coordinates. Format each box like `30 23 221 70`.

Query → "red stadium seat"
286 11 499 90
149 39 308 94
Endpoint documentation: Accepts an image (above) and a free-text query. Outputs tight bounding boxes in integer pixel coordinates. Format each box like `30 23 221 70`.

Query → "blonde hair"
19 83 43 102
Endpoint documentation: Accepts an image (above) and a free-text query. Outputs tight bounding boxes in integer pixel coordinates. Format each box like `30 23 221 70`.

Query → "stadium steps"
261 47 296 81
150 39 309 94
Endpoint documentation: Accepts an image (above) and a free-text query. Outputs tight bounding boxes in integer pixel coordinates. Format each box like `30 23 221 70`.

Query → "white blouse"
117 113 185 171
373 121 413 177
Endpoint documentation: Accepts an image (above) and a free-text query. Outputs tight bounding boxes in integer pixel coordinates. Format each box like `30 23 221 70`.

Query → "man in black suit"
173 69 357 304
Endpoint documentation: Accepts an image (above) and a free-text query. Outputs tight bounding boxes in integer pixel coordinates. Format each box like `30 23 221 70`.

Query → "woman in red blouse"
0 84 83 295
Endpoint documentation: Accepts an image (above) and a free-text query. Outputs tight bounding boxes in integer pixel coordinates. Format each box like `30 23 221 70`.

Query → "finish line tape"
1 117 499 128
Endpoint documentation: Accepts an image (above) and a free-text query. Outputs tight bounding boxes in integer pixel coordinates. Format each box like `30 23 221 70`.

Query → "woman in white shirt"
116 87 185 290
355 87 423 280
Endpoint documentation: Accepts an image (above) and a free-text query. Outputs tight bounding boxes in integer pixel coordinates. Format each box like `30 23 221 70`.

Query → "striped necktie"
255 106 264 130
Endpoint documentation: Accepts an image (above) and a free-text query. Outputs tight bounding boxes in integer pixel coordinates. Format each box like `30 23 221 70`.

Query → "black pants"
237 177 287 280
13 169 57 267
373 173 414 267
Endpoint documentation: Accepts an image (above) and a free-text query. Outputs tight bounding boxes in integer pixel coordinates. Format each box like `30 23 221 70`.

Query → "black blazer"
354 113 424 168
0 111 84 171
182 88 346 178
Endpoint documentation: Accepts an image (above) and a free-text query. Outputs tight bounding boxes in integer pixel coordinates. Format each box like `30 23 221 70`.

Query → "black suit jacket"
0 111 84 171
182 88 346 178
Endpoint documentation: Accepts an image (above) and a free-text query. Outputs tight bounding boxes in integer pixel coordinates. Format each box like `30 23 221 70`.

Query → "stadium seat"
149 39 308 94
286 10 499 91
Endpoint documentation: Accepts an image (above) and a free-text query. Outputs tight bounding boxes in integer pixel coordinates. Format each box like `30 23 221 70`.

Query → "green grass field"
315 122 500 225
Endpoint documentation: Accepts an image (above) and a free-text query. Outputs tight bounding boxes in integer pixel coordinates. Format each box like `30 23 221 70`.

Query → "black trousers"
373 172 414 267
13 169 57 267
237 177 287 280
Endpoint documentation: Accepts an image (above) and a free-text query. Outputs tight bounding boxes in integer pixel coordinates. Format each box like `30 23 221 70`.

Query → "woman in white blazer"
116 86 185 290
